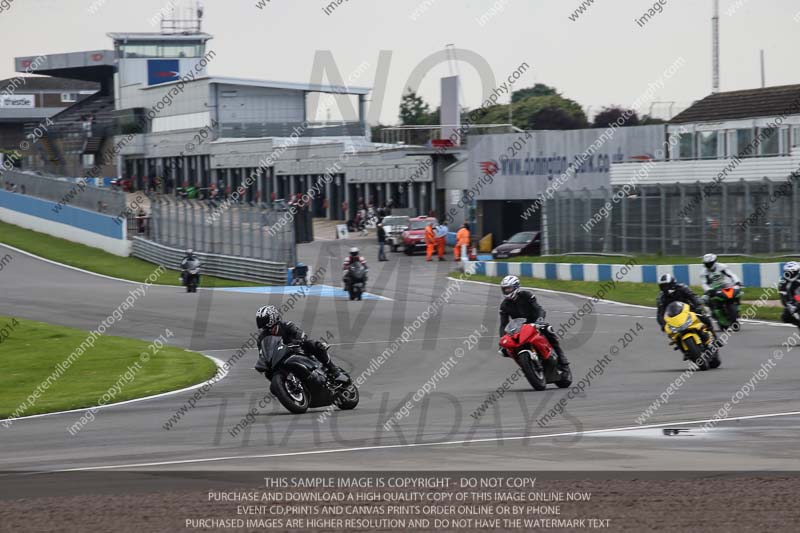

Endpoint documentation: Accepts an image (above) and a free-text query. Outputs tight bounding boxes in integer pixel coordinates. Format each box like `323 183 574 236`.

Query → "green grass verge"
0 316 217 418
0 220 258 287
462 274 784 322
498 254 797 264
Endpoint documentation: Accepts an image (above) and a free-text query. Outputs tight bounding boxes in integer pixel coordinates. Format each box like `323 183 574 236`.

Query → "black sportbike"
346 262 367 301
259 336 359 414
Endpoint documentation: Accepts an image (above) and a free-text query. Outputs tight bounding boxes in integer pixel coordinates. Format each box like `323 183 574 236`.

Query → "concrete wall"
0 190 130 256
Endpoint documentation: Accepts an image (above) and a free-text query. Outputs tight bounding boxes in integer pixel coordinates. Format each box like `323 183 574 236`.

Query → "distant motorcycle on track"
181 258 201 293
705 280 742 331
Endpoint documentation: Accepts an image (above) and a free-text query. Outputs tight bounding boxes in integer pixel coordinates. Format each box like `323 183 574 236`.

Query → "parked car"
110 177 133 192
492 231 541 259
402 216 437 255
382 215 410 252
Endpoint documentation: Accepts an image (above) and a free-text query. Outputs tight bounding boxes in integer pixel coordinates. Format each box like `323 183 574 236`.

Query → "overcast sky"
1 0 798 124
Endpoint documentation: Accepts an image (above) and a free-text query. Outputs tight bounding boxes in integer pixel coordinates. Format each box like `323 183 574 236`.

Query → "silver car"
382 215 410 252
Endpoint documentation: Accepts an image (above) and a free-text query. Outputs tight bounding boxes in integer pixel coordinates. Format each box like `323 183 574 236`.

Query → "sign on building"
0 95 35 108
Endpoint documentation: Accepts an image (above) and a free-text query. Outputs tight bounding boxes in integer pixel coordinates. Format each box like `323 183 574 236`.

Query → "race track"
2 240 800 474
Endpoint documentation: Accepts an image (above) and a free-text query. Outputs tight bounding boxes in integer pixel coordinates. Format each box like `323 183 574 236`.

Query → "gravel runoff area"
1 473 799 532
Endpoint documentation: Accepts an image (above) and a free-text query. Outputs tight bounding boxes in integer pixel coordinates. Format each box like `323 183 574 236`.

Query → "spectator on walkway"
425 221 437 262
435 221 448 261
377 223 388 261
455 223 470 261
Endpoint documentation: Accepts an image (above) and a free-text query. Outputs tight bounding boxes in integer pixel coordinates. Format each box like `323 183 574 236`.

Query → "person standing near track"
434 221 448 261
425 221 436 262
454 223 470 261
376 223 388 261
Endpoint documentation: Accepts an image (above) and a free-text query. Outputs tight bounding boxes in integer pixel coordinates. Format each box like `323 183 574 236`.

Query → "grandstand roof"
143 75 372 96
210 76 371 95
671 84 800 123
0 77 99 92
107 32 213 42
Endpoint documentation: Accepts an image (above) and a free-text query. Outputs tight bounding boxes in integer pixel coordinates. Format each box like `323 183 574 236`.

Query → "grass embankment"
0 220 257 287
463 274 783 322
0 316 217 418
499 254 797 264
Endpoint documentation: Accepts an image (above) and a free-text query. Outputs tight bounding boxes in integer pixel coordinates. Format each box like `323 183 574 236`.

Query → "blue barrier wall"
472 260 787 289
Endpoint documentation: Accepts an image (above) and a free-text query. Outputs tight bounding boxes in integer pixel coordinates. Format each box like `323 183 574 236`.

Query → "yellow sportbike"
663 301 721 370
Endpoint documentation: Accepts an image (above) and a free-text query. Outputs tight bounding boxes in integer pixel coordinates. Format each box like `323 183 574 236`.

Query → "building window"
736 128 755 157
698 131 718 159
792 127 800 149
61 93 79 103
759 127 780 156
678 132 694 159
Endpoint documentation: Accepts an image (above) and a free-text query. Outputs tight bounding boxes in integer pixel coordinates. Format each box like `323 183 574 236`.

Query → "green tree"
399 90 431 125
511 83 560 103
593 106 640 128
477 93 588 130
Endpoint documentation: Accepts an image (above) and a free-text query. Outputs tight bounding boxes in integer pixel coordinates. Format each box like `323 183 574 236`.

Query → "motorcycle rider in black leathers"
254 305 339 377
656 273 715 330
779 261 800 327
498 275 570 371
656 273 717 343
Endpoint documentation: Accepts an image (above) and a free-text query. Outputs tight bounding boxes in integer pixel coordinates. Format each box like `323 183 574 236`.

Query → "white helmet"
500 275 521 300
349 247 360 257
702 253 717 269
784 261 800 279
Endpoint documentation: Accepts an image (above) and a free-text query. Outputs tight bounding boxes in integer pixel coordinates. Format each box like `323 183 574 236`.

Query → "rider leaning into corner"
701 253 741 295
254 305 340 378
498 275 570 371
779 261 800 327
342 247 368 290
656 273 717 338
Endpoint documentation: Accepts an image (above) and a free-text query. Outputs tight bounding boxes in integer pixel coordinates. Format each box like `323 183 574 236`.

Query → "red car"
402 216 437 255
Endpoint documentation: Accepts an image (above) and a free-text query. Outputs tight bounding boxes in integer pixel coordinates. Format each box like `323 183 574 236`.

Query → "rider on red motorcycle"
498 275 570 371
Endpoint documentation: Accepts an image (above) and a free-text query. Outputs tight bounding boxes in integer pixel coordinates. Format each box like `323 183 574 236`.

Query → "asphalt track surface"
2 239 800 473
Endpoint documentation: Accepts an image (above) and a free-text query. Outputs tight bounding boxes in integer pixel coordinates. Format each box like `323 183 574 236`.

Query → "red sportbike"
499 318 572 391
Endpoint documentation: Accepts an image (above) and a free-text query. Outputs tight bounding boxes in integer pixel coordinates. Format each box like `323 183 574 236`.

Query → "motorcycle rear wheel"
555 366 573 388
335 384 359 410
518 350 547 391
271 370 310 414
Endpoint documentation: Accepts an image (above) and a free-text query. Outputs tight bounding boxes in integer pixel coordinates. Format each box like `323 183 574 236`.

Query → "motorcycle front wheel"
683 337 709 371
517 350 547 391
270 370 311 414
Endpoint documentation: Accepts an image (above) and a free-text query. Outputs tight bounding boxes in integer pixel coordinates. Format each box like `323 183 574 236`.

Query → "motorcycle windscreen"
505 317 526 335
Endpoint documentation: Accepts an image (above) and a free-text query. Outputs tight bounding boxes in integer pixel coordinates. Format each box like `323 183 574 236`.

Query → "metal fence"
131 237 287 285
0 169 126 214
546 177 800 256
148 197 296 266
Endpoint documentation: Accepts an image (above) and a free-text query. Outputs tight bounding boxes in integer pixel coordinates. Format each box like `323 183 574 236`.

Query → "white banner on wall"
0 95 35 108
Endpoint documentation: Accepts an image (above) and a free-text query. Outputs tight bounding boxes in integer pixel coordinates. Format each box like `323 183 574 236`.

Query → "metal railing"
0 169 126 214
546 177 800 256
131 237 288 285
149 197 296 266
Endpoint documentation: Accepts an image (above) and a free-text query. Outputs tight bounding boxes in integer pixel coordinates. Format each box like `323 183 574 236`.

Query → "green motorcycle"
706 281 742 331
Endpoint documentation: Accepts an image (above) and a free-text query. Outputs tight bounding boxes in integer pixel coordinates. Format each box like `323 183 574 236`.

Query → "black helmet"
658 273 677 294
256 305 281 330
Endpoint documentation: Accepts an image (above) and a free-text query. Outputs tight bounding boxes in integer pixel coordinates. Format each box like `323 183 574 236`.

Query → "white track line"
453 276 792 328
1 355 229 425
50 409 800 472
